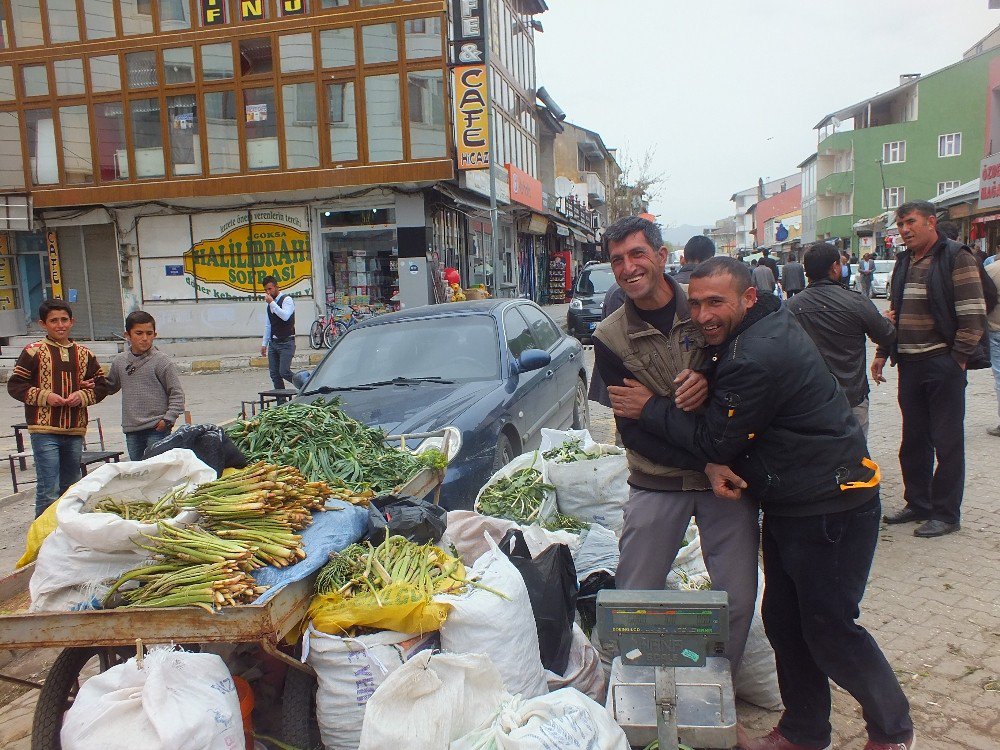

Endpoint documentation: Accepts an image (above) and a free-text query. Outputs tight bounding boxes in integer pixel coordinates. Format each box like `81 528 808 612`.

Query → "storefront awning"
972 213 1000 224
571 229 591 243
527 213 549 235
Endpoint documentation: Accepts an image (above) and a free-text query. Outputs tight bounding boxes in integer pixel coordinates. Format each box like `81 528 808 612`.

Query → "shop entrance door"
14 232 52 330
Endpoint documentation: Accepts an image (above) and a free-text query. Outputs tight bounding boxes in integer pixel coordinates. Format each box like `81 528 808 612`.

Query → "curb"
174 351 327 375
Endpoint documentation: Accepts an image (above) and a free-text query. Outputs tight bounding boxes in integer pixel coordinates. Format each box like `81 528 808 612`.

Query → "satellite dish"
554 176 574 198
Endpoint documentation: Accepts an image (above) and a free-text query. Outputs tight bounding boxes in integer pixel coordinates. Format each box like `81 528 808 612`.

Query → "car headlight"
569 298 583 310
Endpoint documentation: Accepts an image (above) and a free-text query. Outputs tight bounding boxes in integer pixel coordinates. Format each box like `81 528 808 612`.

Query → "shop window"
0 112 24 189
364 73 402 162
47 0 80 43
283 82 319 169
131 98 165 178
93 101 127 180
25 108 57 185
280 0 307 16
244 86 278 170
279 32 313 73
204 90 239 174
10 0 43 47
202 42 234 80
361 0 392 4
320 27 354 68
164 47 195 84
90 55 121 92
160 0 191 30
22 64 47 97
321 0 348 7
326 81 357 162
59 104 93 184
167 94 200 176
0 2 10 48
407 69 445 158
0 67 13 100
239 37 273 76
362 22 397 64
320 208 394 228
126 50 158 89
120 0 154 36
83 0 115 39
404 17 441 59
54 59 85 96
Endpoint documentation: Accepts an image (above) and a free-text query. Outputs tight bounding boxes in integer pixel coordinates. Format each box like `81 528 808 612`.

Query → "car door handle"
545 369 554 379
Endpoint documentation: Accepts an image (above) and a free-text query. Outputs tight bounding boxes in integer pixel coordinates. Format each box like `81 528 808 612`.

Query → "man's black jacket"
637 294 877 517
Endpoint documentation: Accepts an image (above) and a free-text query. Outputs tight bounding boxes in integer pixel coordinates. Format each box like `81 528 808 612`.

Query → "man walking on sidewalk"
875 201 987 538
780 255 806 298
260 276 297 389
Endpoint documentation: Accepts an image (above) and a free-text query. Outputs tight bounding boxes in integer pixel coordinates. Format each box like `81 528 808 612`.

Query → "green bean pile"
477 467 555 525
227 398 427 494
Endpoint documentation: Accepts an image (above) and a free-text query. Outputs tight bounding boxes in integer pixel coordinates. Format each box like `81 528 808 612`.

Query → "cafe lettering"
202 0 303 25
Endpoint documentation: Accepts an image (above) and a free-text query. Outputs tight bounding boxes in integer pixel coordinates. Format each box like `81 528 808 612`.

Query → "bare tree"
606 146 667 223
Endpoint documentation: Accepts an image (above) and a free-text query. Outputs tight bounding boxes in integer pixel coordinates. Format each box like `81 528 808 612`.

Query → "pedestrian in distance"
875 201 988 538
594 217 759 678
751 261 776 296
788 243 895 438
983 253 1000 437
759 247 779 279
779 255 806 298
840 251 852 287
7 300 108 517
671 235 717 286
104 311 186 461
259 275 297 390
608 256 915 750
858 252 876 298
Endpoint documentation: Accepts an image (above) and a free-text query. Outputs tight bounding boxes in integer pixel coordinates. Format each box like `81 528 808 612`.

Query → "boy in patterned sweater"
7 300 108 516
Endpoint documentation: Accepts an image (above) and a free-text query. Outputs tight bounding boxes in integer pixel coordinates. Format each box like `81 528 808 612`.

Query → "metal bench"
7 418 124 493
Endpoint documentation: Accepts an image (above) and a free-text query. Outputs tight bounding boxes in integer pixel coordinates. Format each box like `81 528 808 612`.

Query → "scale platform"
608 656 737 748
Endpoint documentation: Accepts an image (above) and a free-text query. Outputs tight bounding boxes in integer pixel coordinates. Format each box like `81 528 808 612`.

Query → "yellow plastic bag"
16 500 59 568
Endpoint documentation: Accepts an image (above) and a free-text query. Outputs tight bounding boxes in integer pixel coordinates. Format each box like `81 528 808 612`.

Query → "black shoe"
913 520 960 538
883 507 927 524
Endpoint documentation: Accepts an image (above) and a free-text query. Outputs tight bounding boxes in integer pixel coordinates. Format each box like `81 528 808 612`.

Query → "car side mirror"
517 348 551 373
291 370 311 390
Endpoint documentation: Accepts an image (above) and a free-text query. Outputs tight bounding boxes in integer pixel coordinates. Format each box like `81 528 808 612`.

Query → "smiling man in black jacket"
608 256 914 750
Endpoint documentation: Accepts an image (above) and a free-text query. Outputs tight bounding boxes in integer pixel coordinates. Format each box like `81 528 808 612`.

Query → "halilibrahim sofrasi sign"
183 209 312 300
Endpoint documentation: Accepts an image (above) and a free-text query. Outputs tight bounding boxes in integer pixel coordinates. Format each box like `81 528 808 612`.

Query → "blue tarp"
251 499 368 603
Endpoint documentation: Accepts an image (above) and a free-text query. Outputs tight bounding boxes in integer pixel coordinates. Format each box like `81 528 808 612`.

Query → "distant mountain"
659 224 709 247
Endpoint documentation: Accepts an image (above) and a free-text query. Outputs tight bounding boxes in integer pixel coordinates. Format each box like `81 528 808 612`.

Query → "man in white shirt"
259 276 296 389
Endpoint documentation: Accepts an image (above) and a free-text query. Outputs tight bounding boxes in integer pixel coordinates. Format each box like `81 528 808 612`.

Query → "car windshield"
307 315 501 388
576 268 615 294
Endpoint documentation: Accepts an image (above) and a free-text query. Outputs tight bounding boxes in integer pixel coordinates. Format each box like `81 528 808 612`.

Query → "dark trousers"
267 336 296 389
897 353 967 524
761 495 912 747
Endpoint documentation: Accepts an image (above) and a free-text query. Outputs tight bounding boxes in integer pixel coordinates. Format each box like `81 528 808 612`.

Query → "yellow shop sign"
183 221 312 294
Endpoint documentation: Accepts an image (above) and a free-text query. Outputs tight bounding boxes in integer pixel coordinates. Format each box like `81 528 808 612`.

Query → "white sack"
30 449 214 611
665 520 711 591
61 647 244 750
359 650 505 750
450 688 629 750
475 451 556 524
544 624 607 704
303 624 438 750
434 535 548 699
442 511 581 567
733 567 783 711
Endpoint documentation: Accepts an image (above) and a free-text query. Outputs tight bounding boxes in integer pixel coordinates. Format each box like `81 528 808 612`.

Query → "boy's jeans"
29 433 83 517
125 426 171 462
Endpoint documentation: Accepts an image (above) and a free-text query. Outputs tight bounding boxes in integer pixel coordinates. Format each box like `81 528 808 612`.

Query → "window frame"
881 140 905 164
938 132 961 158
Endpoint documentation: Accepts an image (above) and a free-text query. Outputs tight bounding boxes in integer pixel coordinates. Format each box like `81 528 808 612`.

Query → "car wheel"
492 431 516 474
571 377 590 430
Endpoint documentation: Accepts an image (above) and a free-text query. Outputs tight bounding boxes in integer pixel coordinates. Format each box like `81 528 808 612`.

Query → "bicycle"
310 305 348 349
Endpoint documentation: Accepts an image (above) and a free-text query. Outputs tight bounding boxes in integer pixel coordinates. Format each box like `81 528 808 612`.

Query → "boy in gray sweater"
105 311 186 461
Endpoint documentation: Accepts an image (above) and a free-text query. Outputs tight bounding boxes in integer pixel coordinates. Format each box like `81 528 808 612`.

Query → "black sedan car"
567 262 615 340
295 299 588 509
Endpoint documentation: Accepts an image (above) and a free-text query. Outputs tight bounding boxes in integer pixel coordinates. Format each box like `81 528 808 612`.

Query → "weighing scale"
597 590 738 750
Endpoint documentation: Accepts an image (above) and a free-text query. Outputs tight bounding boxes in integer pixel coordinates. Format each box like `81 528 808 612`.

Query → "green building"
813 46 1000 248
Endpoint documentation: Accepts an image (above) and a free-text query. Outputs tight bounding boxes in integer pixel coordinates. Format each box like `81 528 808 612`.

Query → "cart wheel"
281 666 321 750
31 646 131 750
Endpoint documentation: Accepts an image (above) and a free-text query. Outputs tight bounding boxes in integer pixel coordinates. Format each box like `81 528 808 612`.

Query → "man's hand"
154 419 168 431
673 369 708 412
705 463 748 500
871 356 887 385
63 392 82 407
883 308 897 325
260 345 267 357
608 378 654 420
264 293 275 304
45 392 66 407
80 378 95 390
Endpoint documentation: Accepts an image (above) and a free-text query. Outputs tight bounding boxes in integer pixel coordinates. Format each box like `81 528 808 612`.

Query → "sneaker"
737 727 831 750
862 735 916 750
988 425 1000 437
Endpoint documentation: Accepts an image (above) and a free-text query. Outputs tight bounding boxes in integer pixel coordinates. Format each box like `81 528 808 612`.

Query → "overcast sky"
534 0 999 228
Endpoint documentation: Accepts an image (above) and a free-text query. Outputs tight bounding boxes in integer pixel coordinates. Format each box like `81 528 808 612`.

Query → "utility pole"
481 0 500 296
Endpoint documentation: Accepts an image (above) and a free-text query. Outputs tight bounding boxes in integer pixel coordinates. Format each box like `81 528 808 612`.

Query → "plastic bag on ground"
61 647 244 750
450 688 629 750
434 534 548 699
733 567 783 710
359 650 505 750
666 520 711 591
540 429 628 534
498 528 577 675
303 624 439 750
144 424 247 475
474 451 557 524
29 449 214 612
441 511 581 567
572 523 619 582
544 624 607 704
364 493 447 544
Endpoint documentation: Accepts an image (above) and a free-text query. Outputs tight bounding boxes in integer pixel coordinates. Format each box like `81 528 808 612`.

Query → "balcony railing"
580 171 606 205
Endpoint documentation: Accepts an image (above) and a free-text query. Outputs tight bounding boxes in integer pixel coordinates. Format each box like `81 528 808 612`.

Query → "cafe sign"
202 0 303 25
454 65 490 170
183 210 312 298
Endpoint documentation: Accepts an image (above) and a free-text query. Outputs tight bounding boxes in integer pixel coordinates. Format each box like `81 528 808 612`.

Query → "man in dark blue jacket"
607 257 914 750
